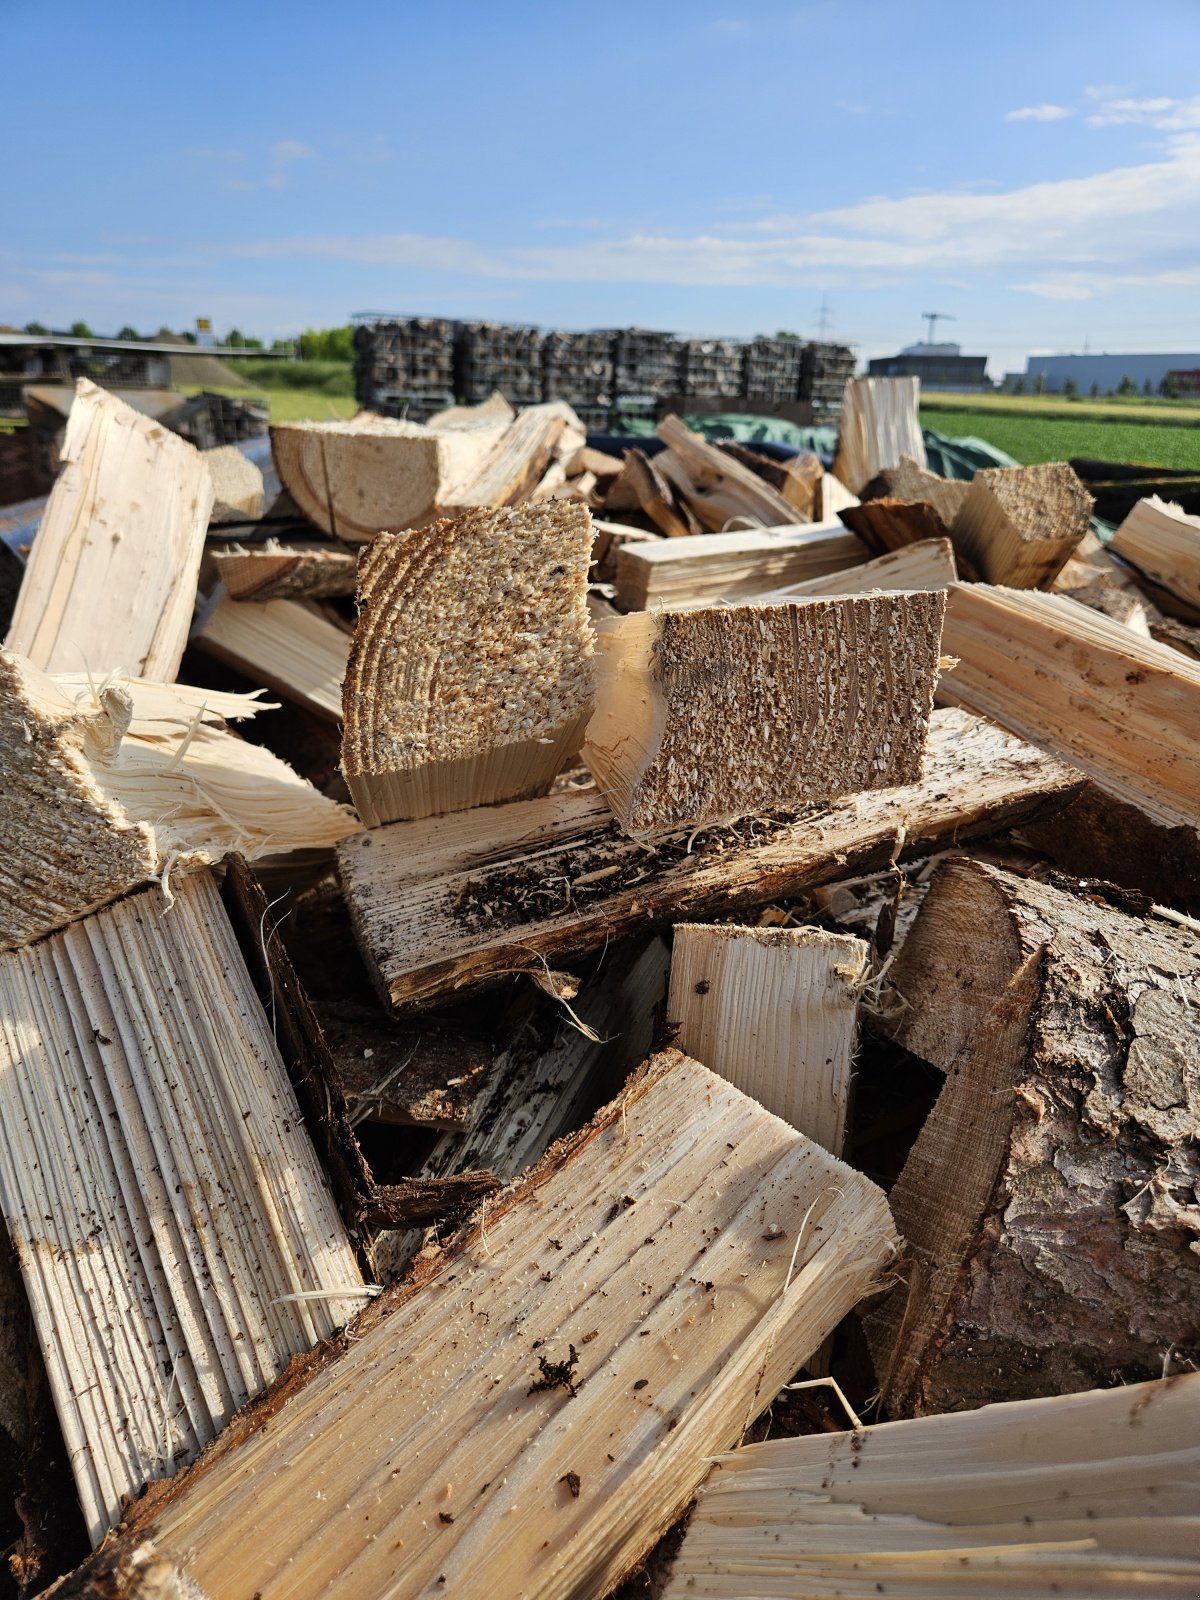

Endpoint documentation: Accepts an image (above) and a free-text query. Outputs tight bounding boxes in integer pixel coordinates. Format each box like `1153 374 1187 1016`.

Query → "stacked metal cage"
800 343 857 414
352 318 456 418
456 323 544 406
611 329 682 401
743 337 806 403
542 330 613 428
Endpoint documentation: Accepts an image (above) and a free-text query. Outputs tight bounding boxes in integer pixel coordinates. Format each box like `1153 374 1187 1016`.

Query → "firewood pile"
0 372 1197 1599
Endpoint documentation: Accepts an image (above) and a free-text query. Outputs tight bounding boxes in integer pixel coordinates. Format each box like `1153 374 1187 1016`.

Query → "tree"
774 330 802 341
1117 374 1136 395
1090 382 1100 397
116 324 140 341
23 321 48 336
1142 378 1153 396
69 320 94 338
1033 373 1046 394
297 325 354 362
1013 378 1025 395
1160 372 1179 398
1063 377 1078 399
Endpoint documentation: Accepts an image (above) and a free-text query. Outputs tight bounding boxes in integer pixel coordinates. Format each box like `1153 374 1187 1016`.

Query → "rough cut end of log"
342 503 595 825
270 417 447 542
864 855 1200 1416
951 461 1094 588
581 591 946 835
1109 493 1200 615
0 648 359 949
203 444 265 524
211 540 358 603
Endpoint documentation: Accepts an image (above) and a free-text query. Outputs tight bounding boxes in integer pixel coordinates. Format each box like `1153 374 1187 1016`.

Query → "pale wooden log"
566 444 624 479
623 447 700 537
0 874 365 1542
444 402 580 511
817 469 860 520
341 504 594 826
527 457 568 502
6 379 213 679
0 650 359 950
663 1377 1200 1600
58 1049 898 1600
614 521 867 610
193 591 350 719
1109 494 1200 617
832 377 927 493
667 923 867 1153
335 709 1082 1008
210 539 359 602
656 415 798 529
860 454 969 529
839 497 954 558
717 442 821 521
425 390 515 434
939 581 1200 834
756 537 957 602
548 468 597 502
203 444 264 524
582 592 945 834
590 517 663 583
865 856 1200 1416
951 462 1093 588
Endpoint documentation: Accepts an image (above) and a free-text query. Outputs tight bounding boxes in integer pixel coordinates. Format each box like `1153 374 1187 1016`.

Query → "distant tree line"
18 321 354 360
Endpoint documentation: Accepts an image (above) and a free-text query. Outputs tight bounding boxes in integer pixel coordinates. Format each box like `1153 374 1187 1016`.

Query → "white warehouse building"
1020 352 1200 394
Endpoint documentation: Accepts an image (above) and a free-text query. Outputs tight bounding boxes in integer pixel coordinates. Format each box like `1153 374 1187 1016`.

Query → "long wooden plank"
757 537 957 600
6 379 213 678
193 591 350 719
59 1049 897 1600
614 521 867 610
336 708 1083 1008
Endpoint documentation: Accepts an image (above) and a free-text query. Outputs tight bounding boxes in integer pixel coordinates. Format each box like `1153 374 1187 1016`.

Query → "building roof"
0 334 278 358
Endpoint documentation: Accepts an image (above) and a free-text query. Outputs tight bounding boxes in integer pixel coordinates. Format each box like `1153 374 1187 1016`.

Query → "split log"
566 444 623 479
6 379 213 678
838 497 971 576
56 1050 897 1600
590 517 662 583
444 402 580 511
425 391 516 434
622 447 700 537
757 537 956 602
335 708 1082 1008
817 469 860 520
582 593 945 834
655 415 798 529
1109 494 1200 618
865 857 1200 1415
203 444 264 524
193 591 350 720
667 923 867 1153
939 582 1200 836
663 1376 1200 1600
210 540 358 602
0 874 366 1542
613 522 866 610
717 442 822 520
859 454 969 529
0 651 359 949
341 504 594 825
832 377 927 493
950 462 1093 588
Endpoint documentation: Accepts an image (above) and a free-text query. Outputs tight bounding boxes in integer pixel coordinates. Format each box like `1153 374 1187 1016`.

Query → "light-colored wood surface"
212 540 358 602
581 592 946 834
194 590 350 719
950 462 1093 588
1110 494 1200 616
654 415 797 530
6 379 213 679
832 377 927 494
335 708 1083 1008
0 874 364 1542
445 402 578 510
663 1376 1200 1598
623 447 699 537
203 444 264 523
341 504 595 824
757 537 957 601
613 521 867 610
668 923 867 1153
87 1050 896 1600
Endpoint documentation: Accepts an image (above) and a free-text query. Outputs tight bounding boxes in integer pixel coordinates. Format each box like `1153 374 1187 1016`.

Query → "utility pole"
816 297 832 339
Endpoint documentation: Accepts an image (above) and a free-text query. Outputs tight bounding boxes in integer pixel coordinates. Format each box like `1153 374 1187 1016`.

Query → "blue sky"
4 0 1200 377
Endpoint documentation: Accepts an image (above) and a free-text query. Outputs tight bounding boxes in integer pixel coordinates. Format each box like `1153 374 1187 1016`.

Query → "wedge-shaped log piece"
444 402 579 511
865 857 1200 1415
582 592 946 834
0 650 359 950
818 470 860 521
832 377 927 494
336 708 1083 1008
951 461 1093 588
623 447 699 537
663 1376 1200 1600
668 923 867 1153
1110 494 1200 617
59 1050 897 1600
656 415 797 530
757 537 956 602
840 497 952 561
940 582 1200 835
860 454 969 529
203 444 264 524
194 592 350 719
6 378 213 678
342 504 595 825
211 540 358 602
614 522 865 610
0 874 365 1543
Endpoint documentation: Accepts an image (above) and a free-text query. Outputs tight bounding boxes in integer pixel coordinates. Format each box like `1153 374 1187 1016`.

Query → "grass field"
921 407 1200 470
922 390 1200 425
181 384 358 422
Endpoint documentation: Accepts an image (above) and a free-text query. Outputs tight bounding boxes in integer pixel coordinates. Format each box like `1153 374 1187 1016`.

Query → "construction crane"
922 312 956 344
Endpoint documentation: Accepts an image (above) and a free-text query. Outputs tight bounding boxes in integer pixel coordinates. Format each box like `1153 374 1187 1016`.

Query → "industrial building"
1019 352 1200 395
866 341 989 390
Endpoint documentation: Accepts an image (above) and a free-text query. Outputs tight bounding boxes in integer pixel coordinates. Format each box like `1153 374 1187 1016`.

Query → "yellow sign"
196 317 211 332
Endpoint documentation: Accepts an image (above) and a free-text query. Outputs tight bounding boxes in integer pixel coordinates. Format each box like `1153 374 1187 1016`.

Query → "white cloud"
1010 279 1096 300
273 139 314 164
1086 93 1200 130
1006 104 1075 122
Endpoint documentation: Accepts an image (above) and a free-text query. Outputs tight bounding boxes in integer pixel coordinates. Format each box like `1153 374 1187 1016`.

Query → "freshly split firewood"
336 708 1081 1008
581 592 945 833
590 517 662 583
817 470 860 520
950 462 1093 588
655 415 798 530
667 923 867 1153
6 379 213 678
860 454 969 529
839 497 962 567
663 1376 1200 1599
758 537 957 601
0 650 358 950
203 444 264 523
865 857 1200 1415
613 522 866 610
211 540 358 602
341 503 594 825
444 401 580 510
0 873 366 1542
940 582 1200 836
622 447 700 537
718 442 823 520
57 1050 897 1600
1109 494 1200 617
832 377 927 493
193 592 350 719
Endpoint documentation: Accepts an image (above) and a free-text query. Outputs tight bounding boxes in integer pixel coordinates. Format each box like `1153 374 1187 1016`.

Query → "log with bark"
859 455 970 529
210 540 358 602
335 708 1082 1008
832 377 926 494
864 856 1200 1415
192 591 351 719
52 1050 897 1600
950 462 1093 588
340 504 595 825
581 592 945 834
613 522 866 610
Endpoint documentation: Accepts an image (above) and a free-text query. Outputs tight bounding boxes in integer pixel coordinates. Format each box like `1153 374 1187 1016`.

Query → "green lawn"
922 390 1200 425
921 407 1200 471
181 384 358 422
